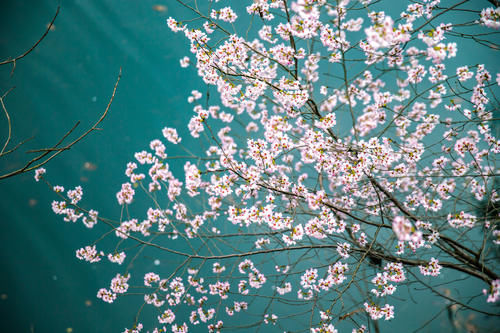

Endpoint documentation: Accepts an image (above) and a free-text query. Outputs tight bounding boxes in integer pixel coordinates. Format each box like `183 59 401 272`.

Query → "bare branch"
0 6 60 75
0 67 122 180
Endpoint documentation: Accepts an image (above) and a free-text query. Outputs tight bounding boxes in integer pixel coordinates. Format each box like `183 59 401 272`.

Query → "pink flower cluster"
480 7 500 29
419 257 442 277
364 303 395 320
67 186 83 205
311 324 337 333
76 245 102 263
483 279 500 303
34 167 46 181
111 273 130 294
116 182 135 205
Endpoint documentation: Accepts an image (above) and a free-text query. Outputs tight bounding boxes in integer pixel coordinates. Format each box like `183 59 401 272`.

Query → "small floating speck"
153 5 167 12
46 23 55 31
83 162 97 171
154 259 160 266
85 299 92 307
29 199 38 207
52 275 58 281
0 294 7 300
66 328 73 333
91 96 97 102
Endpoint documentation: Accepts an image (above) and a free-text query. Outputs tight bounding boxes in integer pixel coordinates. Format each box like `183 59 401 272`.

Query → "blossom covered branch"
38 1 499 332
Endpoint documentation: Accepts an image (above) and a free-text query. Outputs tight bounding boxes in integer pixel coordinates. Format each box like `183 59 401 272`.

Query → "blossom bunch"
419 257 442 277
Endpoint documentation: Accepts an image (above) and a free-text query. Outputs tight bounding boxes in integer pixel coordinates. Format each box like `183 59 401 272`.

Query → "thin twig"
0 67 122 180
0 6 60 75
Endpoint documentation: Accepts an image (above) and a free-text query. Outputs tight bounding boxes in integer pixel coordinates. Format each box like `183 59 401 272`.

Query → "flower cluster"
34 167 46 181
116 182 135 205
364 303 395 321
76 245 102 263
480 7 500 29
483 279 500 303
419 257 442 277
110 273 130 294
311 324 338 333
370 272 397 297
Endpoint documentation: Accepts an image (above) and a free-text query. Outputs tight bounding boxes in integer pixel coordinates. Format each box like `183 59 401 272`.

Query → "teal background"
0 1 499 332
0 1 198 332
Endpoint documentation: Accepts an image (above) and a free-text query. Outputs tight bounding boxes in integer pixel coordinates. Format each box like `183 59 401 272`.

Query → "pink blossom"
116 182 135 205
76 245 102 263
480 7 500 29
483 279 500 303
97 288 116 303
158 309 175 324
180 56 190 68
34 167 46 181
419 257 442 277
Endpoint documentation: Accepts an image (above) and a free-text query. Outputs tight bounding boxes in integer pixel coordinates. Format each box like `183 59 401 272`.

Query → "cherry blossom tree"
36 0 500 332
